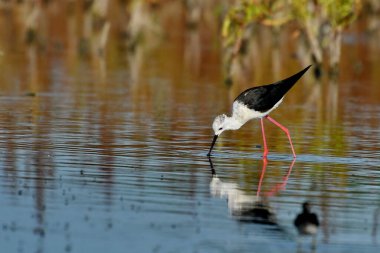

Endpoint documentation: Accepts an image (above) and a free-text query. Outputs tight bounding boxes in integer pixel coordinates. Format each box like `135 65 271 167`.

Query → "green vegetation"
222 0 362 78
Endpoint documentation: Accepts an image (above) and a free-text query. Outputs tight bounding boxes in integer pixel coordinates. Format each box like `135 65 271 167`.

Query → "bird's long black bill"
207 135 218 156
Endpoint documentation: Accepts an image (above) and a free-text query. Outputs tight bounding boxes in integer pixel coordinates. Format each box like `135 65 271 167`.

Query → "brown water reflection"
0 2 380 253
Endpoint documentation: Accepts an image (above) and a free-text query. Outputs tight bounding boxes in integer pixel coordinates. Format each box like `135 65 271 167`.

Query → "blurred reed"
0 0 378 84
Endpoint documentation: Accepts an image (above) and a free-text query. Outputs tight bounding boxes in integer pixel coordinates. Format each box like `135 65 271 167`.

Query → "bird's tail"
274 65 312 94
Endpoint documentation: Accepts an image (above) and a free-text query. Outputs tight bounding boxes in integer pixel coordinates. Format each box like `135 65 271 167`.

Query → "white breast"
232 98 283 124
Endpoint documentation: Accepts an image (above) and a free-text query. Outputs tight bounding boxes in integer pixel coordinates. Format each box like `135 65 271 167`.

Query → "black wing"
234 65 311 113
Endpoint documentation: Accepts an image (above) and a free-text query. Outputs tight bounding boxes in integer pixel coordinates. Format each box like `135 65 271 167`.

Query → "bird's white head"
208 114 243 156
212 114 227 136
212 114 242 136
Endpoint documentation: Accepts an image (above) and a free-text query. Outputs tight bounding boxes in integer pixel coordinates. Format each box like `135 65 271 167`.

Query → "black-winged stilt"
207 65 311 157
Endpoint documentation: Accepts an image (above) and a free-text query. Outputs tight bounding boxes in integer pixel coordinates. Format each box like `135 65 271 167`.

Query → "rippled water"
1 23 380 253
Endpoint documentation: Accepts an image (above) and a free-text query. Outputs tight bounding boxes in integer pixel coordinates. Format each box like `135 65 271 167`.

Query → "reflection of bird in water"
238 200 276 224
210 173 276 224
294 202 319 235
209 157 294 225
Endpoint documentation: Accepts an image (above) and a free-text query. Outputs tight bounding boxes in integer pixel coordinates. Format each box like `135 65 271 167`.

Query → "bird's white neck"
224 116 244 131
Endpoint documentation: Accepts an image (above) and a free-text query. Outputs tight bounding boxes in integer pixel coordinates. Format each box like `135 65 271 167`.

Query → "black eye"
219 127 223 130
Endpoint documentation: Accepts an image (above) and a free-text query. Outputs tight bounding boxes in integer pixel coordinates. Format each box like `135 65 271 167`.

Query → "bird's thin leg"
260 118 268 158
265 115 296 158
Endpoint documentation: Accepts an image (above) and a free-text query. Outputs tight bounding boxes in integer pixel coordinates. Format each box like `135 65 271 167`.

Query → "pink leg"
260 118 268 158
265 115 296 158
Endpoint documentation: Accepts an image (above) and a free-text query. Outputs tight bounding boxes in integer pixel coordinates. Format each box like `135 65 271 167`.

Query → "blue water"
0 84 379 253
0 29 380 253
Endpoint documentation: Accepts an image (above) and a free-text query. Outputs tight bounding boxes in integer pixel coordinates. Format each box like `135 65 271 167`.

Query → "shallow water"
1 13 380 253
